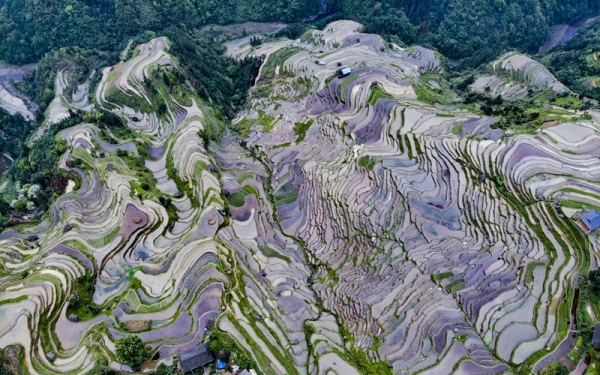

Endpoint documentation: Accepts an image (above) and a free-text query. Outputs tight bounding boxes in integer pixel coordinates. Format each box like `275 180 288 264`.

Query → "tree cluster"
334 0 600 67
2 0 600 72
0 0 322 64
164 28 261 118
115 335 148 366
0 108 135 223
0 108 35 159
539 20 600 100
589 269 600 296
17 46 113 113
463 92 544 130
0 111 82 224
208 330 257 370
249 36 262 47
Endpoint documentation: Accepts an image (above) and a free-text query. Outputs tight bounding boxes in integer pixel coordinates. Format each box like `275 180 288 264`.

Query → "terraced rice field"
226 20 600 374
1 20 599 375
471 52 569 99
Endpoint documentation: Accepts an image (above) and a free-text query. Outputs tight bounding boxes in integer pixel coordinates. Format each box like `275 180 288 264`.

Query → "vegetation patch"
208 330 257 371
414 83 448 105
554 95 583 110
341 75 360 99
233 111 277 138
348 345 393 375
274 183 298 206
273 142 291 149
66 273 103 321
252 47 301 98
0 295 27 307
461 91 576 132
227 185 259 207
367 86 394 106
452 123 463 135
293 119 314 143
257 246 291 263
358 156 376 171
105 86 154 114
259 47 300 83
432 272 453 283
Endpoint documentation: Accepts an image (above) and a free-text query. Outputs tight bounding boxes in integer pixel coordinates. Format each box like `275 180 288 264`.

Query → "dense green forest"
2 0 600 67
0 108 35 159
164 28 262 118
2 0 600 68
334 0 600 66
0 0 321 64
0 112 78 230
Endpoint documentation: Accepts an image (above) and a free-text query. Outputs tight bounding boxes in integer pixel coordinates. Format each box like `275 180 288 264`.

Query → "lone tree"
115 335 148 366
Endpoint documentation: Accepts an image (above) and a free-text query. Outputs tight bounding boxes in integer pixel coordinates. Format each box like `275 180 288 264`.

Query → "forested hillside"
539 20 600 100
335 0 600 66
2 0 600 67
0 0 322 64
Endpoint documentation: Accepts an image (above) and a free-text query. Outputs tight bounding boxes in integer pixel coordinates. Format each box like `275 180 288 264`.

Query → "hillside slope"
0 20 600 375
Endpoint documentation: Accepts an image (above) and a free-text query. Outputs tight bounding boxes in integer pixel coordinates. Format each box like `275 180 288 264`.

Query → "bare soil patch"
3 345 24 375
541 120 559 128
122 320 151 332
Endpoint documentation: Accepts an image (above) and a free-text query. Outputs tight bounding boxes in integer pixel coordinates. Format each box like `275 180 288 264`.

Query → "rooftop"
178 343 213 373
336 67 352 78
593 325 600 350
580 210 600 232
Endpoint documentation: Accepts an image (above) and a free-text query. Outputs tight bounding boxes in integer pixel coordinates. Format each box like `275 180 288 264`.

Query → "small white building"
336 67 352 78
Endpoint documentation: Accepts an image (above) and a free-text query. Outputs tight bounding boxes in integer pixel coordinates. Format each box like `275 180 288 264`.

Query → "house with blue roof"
578 210 600 233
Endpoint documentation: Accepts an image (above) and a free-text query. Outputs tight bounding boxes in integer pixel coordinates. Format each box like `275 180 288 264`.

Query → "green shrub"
115 335 148 366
